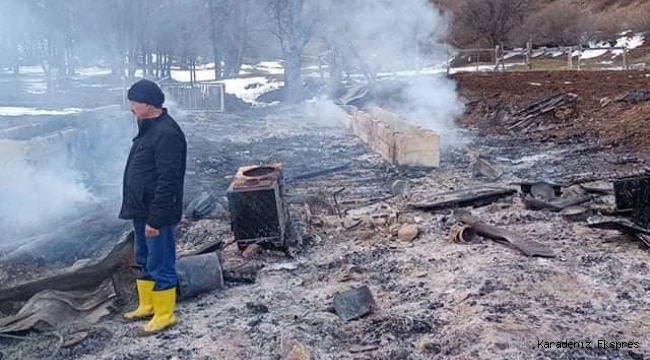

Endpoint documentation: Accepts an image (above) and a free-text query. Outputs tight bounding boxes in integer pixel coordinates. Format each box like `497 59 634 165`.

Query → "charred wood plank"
286 162 352 183
454 211 555 257
522 195 593 212
587 218 650 236
409 187 516 211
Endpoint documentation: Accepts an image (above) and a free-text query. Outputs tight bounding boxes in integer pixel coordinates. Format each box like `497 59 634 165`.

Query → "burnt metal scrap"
454 211 555 258
0 233 134 304
226 163 290 250
332 285 376 322
613 176 650 211
522 194 593 212
185 191 218 221
587 218 650 248
0 280 115 334
616 89 650 104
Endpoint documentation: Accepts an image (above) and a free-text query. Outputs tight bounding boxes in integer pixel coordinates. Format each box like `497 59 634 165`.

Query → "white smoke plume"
0 112 132 244
324 0 466 148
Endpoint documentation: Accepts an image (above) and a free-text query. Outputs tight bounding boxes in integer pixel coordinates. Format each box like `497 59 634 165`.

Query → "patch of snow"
195 62 215 70
564 81 573 85
257 61 283 68
254 61 284 75
76 67 112 77
18 66 45 74
170 68 217 82
580 49 608 59
447 62 524 74
528 82 542 86
215 76 283 105
77 83 109 88
600 60 614 65
23 80 48 95
503 50 523 60
532 48 547 58
0 107 83 117
376 68 445 77
613 33 645 55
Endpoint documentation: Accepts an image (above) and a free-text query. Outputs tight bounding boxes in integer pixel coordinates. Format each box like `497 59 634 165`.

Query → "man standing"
119 79 187 335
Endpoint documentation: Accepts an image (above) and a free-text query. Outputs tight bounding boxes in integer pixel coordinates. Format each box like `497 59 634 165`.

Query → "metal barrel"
176 252 224 300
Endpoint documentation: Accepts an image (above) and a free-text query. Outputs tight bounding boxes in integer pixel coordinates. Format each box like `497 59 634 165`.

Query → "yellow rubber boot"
143 287 177 334
123 279 155 321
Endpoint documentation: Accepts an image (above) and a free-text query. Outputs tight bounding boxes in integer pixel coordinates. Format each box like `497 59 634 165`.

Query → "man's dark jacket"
119 109 187 229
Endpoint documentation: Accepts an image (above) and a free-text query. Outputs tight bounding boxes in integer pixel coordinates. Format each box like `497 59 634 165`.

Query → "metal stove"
226 163 289 249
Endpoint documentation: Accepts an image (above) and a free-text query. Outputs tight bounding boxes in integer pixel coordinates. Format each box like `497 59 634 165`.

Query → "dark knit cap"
127 79 165 108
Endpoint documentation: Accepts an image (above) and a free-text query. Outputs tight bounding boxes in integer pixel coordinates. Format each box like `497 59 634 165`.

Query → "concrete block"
342 106 440 168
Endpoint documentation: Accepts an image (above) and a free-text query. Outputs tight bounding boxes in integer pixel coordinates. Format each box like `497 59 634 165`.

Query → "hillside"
433 0 650 47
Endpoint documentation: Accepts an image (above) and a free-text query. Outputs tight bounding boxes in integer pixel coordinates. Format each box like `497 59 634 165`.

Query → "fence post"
494 45 499 71
623 48 628 70
122 75 127 110
446 45 450 75
567 47 573 70
526 39 532 70
577 44 583 71
318 56 324 79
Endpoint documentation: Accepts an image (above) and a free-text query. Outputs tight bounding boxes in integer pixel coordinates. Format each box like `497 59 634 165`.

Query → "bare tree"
520 0 583 46
208 0 252 80
267 0 320 102
454 0 531 47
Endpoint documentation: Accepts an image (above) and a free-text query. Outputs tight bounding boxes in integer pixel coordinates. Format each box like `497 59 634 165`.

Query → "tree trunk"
111 52 123 77
66 42 75 76
283 47 303 103
147 52 153 78
230 0 250 77
127 50 137 81
208 0 223 80
165 55 172 78
190 58 197 86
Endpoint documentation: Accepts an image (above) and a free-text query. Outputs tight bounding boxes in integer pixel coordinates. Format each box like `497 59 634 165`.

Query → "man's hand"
145 225 160 238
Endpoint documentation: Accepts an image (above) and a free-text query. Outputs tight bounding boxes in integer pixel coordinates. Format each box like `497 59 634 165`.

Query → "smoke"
0 157 98 240
0 111 132 244
325 0 466 148
395 75 466 149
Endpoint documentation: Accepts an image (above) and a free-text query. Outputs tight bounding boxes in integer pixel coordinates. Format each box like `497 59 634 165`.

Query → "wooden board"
409 187 516 211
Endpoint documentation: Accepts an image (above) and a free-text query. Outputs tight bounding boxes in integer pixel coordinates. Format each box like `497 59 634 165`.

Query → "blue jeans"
133 221 178 291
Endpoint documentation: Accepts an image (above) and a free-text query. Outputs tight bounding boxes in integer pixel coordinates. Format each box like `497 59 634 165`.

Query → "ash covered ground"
1 70 650 360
